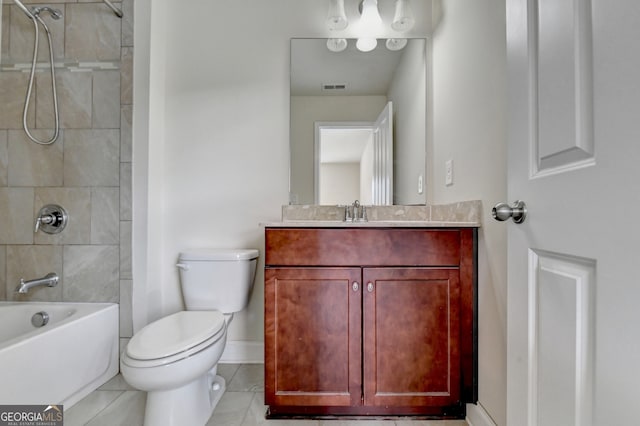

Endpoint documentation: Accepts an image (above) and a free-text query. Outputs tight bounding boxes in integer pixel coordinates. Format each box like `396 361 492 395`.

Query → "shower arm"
12 0 35 20
14 0 122 19
103 0 123 18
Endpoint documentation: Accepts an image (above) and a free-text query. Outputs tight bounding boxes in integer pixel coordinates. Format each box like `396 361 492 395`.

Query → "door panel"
362 268 460 407
535 0 594 175
527 250 595 426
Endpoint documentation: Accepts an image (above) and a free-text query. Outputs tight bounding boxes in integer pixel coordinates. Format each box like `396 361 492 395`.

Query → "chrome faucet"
16 273 59 294
344 200 368 222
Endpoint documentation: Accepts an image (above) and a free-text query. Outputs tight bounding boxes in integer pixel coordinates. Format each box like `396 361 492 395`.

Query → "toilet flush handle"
176 263 189 271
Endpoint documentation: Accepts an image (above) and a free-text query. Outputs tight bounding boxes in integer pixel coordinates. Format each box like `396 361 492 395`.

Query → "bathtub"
0 302 119 408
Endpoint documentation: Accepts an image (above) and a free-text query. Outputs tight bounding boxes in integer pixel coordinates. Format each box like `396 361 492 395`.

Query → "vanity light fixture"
325 0 415 53
391 0 415 31
327 38 349 52
327 0 348 31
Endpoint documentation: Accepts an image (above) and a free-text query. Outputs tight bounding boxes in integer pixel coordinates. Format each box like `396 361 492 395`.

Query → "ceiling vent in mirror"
322 83 347 92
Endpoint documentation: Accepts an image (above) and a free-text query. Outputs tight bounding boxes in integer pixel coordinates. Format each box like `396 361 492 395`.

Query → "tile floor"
64 364 469 426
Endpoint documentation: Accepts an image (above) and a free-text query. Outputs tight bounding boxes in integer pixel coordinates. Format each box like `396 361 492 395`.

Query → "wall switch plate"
418 174 423 194
445 159 453 186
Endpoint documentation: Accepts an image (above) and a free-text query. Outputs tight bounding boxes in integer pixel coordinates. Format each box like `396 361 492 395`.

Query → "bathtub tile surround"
0 188 34 244
119 221 132 278
120 162 132 220
35 71 92 129
119 279 133 336
0 131 7 185
0 246 5 300
0 0 135 342
65 3 121 61
91 187 120 244
92 71 122 128
7 130 64 186
0 73 31 128
120 104 132 162
64 129 120 186
63 245 119 302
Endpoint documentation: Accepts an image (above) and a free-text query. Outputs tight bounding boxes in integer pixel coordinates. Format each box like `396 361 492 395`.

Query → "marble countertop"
262 200 483 228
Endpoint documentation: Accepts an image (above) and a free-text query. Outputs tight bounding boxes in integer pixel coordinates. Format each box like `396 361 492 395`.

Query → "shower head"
32 6 63 20
12 0 35 20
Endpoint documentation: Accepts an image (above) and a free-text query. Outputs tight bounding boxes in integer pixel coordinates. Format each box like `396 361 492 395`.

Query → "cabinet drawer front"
265 228 462 266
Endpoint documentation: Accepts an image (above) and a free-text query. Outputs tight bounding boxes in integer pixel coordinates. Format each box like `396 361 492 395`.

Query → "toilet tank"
177 248 259 313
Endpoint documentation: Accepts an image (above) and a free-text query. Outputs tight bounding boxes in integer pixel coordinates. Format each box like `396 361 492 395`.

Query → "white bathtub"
0 302 119 408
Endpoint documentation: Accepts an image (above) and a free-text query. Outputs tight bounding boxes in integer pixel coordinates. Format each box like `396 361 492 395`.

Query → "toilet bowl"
120 311 228 426
120 248 259 426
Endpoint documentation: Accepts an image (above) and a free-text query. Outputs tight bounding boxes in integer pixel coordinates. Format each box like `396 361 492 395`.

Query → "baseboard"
219 340 264 364
466 402 497 426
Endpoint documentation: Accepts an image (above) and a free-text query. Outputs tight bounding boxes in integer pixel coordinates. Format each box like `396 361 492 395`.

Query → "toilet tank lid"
179 248 259 261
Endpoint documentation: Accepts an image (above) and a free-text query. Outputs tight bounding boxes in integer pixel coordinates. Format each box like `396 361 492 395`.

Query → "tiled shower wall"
0 0 134 339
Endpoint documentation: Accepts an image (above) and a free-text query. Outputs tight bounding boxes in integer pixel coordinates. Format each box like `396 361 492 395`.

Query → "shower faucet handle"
34 204 68 234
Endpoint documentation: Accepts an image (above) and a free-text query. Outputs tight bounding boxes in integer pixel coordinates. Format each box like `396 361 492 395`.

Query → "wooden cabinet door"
362 267 461 408
264 267 362 407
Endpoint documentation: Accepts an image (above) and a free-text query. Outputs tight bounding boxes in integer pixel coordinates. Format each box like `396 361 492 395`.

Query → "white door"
372 101 393 205
506 1 640 425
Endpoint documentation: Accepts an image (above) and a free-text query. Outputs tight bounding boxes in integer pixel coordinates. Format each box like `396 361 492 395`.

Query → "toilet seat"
124 311 226 367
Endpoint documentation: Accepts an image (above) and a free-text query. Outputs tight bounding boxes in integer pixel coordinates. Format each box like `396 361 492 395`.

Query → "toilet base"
143 373 226 426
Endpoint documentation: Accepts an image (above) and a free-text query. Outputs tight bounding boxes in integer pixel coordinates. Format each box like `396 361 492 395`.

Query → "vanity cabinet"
264 227 477 418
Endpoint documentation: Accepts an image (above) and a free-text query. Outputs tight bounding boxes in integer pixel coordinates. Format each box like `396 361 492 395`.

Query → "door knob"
492 200 527 224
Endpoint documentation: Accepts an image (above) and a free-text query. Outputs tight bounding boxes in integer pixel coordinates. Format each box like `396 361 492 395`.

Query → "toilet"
120 248 259 426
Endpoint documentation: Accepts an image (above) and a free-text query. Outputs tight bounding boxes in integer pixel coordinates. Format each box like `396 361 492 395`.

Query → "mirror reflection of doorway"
315 102 393 205
316 124 374 205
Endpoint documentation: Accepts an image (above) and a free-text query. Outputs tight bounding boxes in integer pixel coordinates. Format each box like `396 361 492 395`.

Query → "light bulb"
360 0 382 31
327 38 348 52
356 37 378 52
391 0 415 32
386 38 407 51
327 0 348 31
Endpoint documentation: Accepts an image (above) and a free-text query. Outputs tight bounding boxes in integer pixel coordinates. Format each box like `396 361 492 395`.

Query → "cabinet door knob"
367 282 374 292
352 282 359 292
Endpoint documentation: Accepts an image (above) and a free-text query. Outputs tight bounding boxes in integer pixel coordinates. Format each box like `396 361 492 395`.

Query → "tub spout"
16 273 59 294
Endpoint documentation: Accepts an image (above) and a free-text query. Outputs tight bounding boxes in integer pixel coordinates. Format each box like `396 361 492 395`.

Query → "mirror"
290 38 427 205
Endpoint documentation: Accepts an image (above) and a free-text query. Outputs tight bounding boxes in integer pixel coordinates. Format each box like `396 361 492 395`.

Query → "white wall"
134 0 432 358
429 0 507 425
320 162 360 204
388 39 427 205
